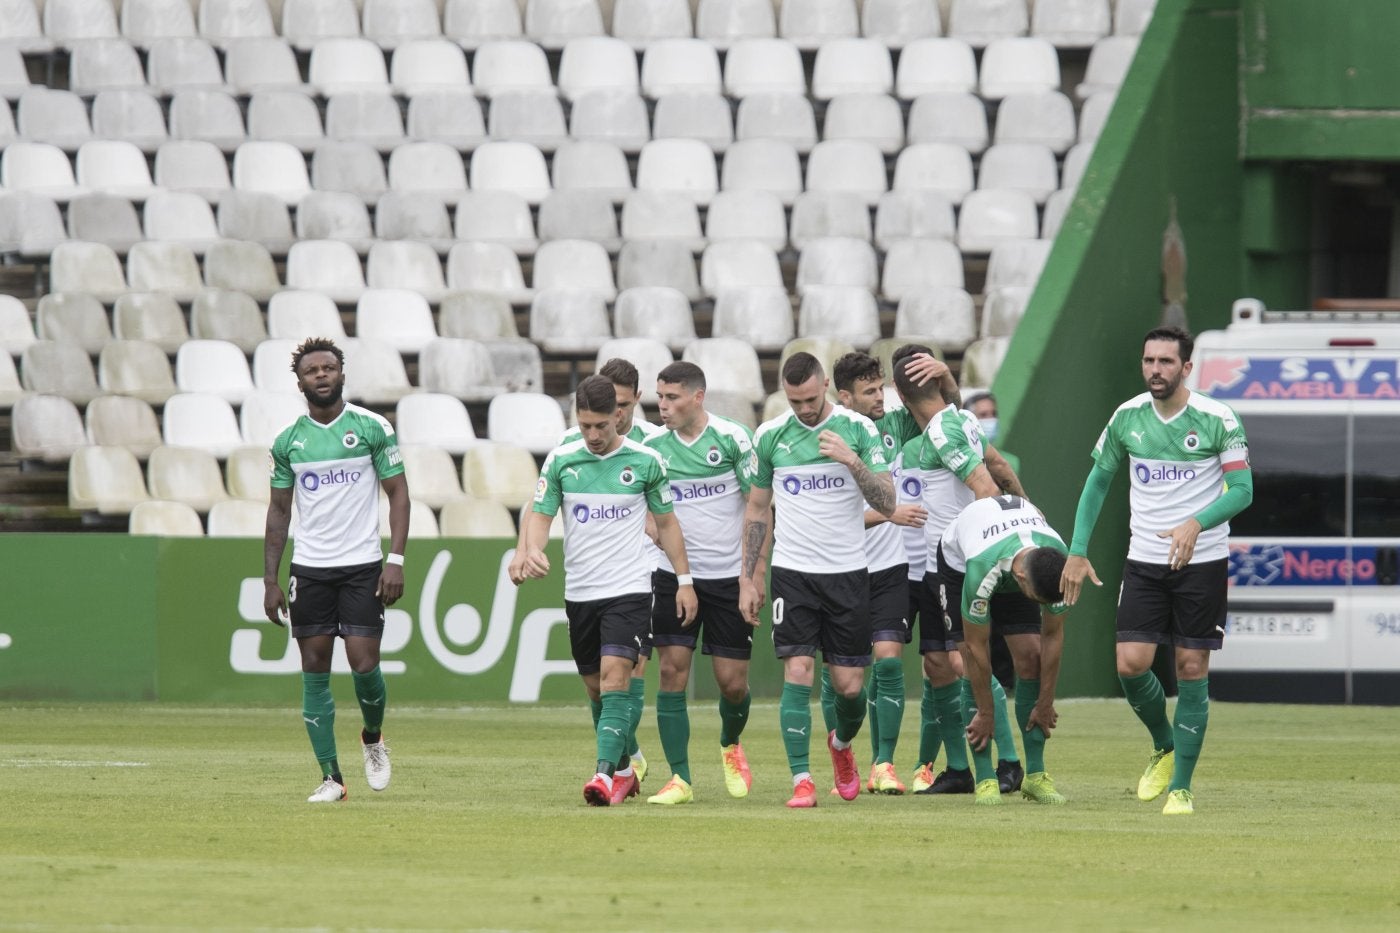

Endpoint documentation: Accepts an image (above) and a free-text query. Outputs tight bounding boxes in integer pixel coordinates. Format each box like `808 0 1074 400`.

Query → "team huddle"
263 327 1253 816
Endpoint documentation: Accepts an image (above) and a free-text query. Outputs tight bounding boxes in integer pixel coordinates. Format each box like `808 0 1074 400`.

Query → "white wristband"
385 553 404 566
676 573 694 586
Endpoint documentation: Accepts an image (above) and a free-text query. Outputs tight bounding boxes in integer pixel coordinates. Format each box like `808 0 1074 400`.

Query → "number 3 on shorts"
288 575 298 603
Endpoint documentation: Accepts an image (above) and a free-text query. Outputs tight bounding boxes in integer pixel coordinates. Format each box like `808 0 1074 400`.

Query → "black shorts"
288 561 385 639
770 566 872 667
870 564 911 645
566 593 652 675
651 570 754 660
1116 558 1228 651
917 572 957 653
936 544 1041 644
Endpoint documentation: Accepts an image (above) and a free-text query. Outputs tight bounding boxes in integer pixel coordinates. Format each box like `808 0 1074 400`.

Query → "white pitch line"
0 759 149 768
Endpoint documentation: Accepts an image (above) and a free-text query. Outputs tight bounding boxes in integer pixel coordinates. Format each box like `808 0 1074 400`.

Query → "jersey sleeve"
1091 413 1126 473
961 557 999 626
854 416 891 473
368 418 405 480
927 408 979 481
269 432 294 489
1217 404 1249 473
531 452 563 516
644 453 675 514
752 431 774 489
732 427 758 494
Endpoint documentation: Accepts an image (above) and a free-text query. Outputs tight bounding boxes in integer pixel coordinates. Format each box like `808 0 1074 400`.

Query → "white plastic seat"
70 446 152 514
45 0 120 45
239 389 309 446
75 140 158 201
362 0 442 51
640 39 719 98
207 498 271 536
798 286 879 347
0 0 53 54
862 0 941 48
143 192 220 252
874 190 956 250
595 338 674 406
1042 188 1074 240
145 38 226 93
148 444 231 512
66 195 140 260
439 292 520 340
199 0 276 49
957 189 1040 253
91 90 168 155
779 0 858 50
616 241 700 300
2 142 86 203
822 93 904 155
620 191 705 251
636 139 718 207
285 240 366 303
995 91 1077 153
0 352 20 407
487 90 569 151
251 338 301 394
538 190 622 253
17 88 92 152
151 141 229 205
161 391 245 458
1115 0 1157 37
454 191 538 255
528 289 612 355
653 92 734 153
313 141 390 203
796 238 877 294
391 39 471 96
192 289 268 353
470 141 551 205
247 89 325 152
49 241 128 303
881 238 965 300
978 142 1059 204
891 142 974 205
613 287 697 352
894 286 976 352
711 286 793 351
85 393 163 458
0 45 30 102
375 191 453 249
789 192 871 249
130 499 205 535
20 340 100 404
225 445 272 501
0 192 67 260
281 0 360 51
525 0 604 49
445 242 533 304
551 141 633 204
203 238 283 302
366 240 447 301
1078 36 1139 98
0 295 36 356
175 339 255 404
962 335 1011 386
126 242 203 301
113 292 190 354
568 90 651 153
557 36 638 102
268 290 347 342
1078 92 1115 144
444 0 523 49
12 394 87 462
696 0 775 48
342 337 415 404
719 139 803 206
35 292 111 355
439 498 517 538
681 337 765 403
706 190 787 252
700 239 784 297
532 240 617 301
169 90 246 153
69 38 146 95
418 337 502 402
948 0 1029 47
982 284 1032 337
613 0 693 48
233 141 313 206
487 393 569 454
97 339 177 404
723 38 805 97
1061 142 1094 192
295 190 373 252
222 37 302 93
356 288 438 353
482 339 544 393
979 37 1059 98
461 442 541 507
309 37 388 95
812 37 892 99
396 393 477 454
471 40 554 97
904 92 987 154
217 191 296 253
733 93 817 154
1032 0 1110 48
407 89 488 151
805 140 887 205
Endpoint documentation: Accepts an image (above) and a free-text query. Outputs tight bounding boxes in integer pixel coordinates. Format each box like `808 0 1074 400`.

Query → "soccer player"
643 361 766 805
517 375 698 806
263 338 408 803
893 352 1029 797
1060 326 1253 815
939 494 1070 806
509 358 664 788
741 352 896 808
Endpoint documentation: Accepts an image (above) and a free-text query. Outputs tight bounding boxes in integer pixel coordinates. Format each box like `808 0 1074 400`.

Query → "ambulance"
1188 299 1400 703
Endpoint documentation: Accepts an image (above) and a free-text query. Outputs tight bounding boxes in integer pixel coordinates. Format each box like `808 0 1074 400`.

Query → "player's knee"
1176 655 1208 681
1013 651 1041 680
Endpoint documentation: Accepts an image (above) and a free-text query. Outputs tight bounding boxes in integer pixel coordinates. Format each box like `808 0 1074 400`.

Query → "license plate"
1225 613 1327 638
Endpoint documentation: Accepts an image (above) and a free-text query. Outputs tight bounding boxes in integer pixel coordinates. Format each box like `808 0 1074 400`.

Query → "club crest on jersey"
342 431 359 449
619 466 636 485
706 446 722 465
1183 431 1200 451
883 433 895 449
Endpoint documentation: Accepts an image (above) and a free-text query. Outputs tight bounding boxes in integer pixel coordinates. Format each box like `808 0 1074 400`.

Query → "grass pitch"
2 699 1397 932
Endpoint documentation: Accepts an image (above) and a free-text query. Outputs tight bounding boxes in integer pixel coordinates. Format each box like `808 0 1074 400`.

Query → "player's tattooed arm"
984 445 1027 497
739 486 773 625
262 486 293 625
818 429 896 516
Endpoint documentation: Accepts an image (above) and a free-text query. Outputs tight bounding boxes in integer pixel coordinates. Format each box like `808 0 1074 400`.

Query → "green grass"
2 699 1398 932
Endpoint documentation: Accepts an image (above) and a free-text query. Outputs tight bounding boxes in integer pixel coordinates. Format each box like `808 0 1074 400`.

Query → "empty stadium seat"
396 392 477 454
1079 92 1115 144
45 0 120 46
894 287 977 352
487 393 569 454
978 142 1059 203
375 191 454 250
146 36 225 93
613 0 693 48
790 192 873 249
0 192 68 259
143 192 220 253
362 0 441 50
640 39 720 98
1032 0 1110 47
1042 188 1074 239
66 193 143 253
203 238 283 302
1078 36 1139 98
343 337 416 405
70 445 152 514
439 498 517 538
391 39 471 96
312 141 390 203
285 240 367 302
217 191 296 253
595 337 674 405
525 0 604 49
36 292 111 354
779 336 855 390
200 0 276 49
252 338 301 394
795 238 878 293
356 289 438 353
862 0 941 48
113 292 190 354
723 38 805 97
0 0 52 54
310 38 389 95
616 240 700 299
636 139 718 206
652 91 734 152
366 240 447 301
619 191 705 252
191 289 268 353
161 391 245 458
1115 0 1157 37
69 38 146 96
169 90 246 152
982 285 1032 337
949 0 1028 47
469 141 551 204
719 139 803 206
445 242 533 304
528 289 613 354
126 242 204 301
175 339 255 404
85 393 164 459
207 498 270 536
881 238 965 300
780 0 858 50
12 394 87 463
487 90 569 151
407 89 488 150
399 444 469 509
957 189 1040 252
473 39 554 98
225 445 273 501
986 238 1053 291
147 444 231 512
17 88 93 152
805 140 887 205
558 36 638 101
223 37 302 93
380 496 441 539
696 0 775 48
700 240 783 296
962 335 1011 386
532 239 617 299
0 352 21 407
98 339 177 404
733 93 818 153
239 390 309 446
418 337 502 402
681 337 766 403
119 1 193 46
874 190 956 250
0 296 37 356
536 190 621 253
75 140 158 201
444 0 522 48
797 287 880 347
247 89 325 152
437 293 518 343
822 93 904 154
49 241 128 302
995 91 1078 153
812 37 892 99
281 0 360 51
1 141 85 203
233 141 313 205
705 190 787 251
268 290 347 343
461 442 540 507
482 339 544 393
613 287 698 352
979 37 1059 98
711 286 794 351
91 91 170 156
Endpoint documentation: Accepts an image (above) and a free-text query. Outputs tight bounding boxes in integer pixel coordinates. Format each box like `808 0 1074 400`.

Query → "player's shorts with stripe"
651 570 753 660
917 572 957 653
566 593 652 675
288 561 385 639
1116 558 1228 651
936 544 1041 644
770 566 872 667
869 563 912 645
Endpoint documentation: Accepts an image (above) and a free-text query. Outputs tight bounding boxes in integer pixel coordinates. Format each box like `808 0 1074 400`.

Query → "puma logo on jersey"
292 439 306 449
1129 430 1145 444
564 467 581 480
776 441 794 455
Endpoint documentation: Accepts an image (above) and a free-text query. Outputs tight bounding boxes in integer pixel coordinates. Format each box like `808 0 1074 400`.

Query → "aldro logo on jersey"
671 481 727 501
300 467 363 492
572 502 633 523
1133 462 1198 485
781 474 847 495
901 475 922 498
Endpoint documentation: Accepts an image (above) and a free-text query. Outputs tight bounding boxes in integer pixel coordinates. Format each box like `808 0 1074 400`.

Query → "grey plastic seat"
284 240 367 303
390 141 471 205
21 340 102 404
0 0 53 54
531 239 617 300
175 339 256 404
439 497 516 537
153 141 231 205
232 141 313 206
613 286 696 352
225 445 274 501
112 292 190 354
362 0 442 51
994 91 1078 153
1078 35 1139 98
445 243 533 305
906 91 989 153
356 288 439 353
75 140 159 201
203 238 283 302
1033 0 1110 48
711 286 793 351
90 90 168 155
49 241 129 302
805 139 887 205
85 393 163 459
720 139 803 206
569 90 651 153
557 35 638 102
487 393 569 454
325 91 406 152
705 190 787 252
979 36 1059 98
949 0 1029 47
469 141 551 205
695 0 775 49
862 0 942 48
794 238 879 294
191 289 269 353
956 189 1040 253
789 192 872 249
653 92 734 152
0 193 67 260
525 0 605 50
454 191 538 255
699 239 783 296
97 339 177 403
69 38 147 96
0 351 21 407
200 0 277 49
0 44 32 101
161 391 245 458
1 142 85 203
17 88 93 152
894 287 976 352
366 240 448 301
444 0 523 48
66 194 144 254
881 238 965 299
419 337 503 403
823 93 903 154
733 93 817 153
896 37 978 97
439 291 520 340
779 0 858 50
396 392 478 454
616 240 701 300
251 338 301 394
126 242 205 302
528 289 612 355
45 0 120 46
471 39 553 97
0 295 37 356
537 190 621 253
620 191 705 252
308 37 389 94
216 190 295 253
797 286 880 347
147 444 231 512
614 0 693 49
169 90 247 153
375 192 454 252
551 141 633 203
247 90 325 153
641 38 719 96
406 89 488 151
487 90 570 151
811 36 892 98
223 36 303 93
343 337 415 404
207 498 273 536
1115 0 1156 37
391 39 471 96
637 138 719 206
723 38 805 97
36 292 112 355
978 142 1059 204
282 0 360 51
146 37 227 94
681 337 766 403
268 290 347 341
892 142 975 205
239 389 309 446
70 446 152 515
310 141 389 204
143 191 220 252
874 190 957 250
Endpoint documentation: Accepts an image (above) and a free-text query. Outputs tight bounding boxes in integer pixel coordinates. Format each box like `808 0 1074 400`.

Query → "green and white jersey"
918 404 986 562
559 419 666 568
865 406 923 572
1093 391 1250 564
532 436 674 602
896 436 928 580
269 404 404 568
645 414 756 579
754 405 890 574
940 496 1069 625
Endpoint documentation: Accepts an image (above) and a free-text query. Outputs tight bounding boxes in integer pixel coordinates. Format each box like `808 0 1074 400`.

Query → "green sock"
819 666 837 735
932 680 969 771
873 657 904 764
597 690 631 768
718 691 751 746
960 678 996 783
990 678 1019 764
1120 670 1175 752
656 690 691 783
1169 677 1210 792
866 667 880 763
779 682 813 776
301 672 338 778
917 679 942 766
833 685 867 745
351 666 386 738
1013 677 1046 774
590 696 602 731
626 676 646 757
